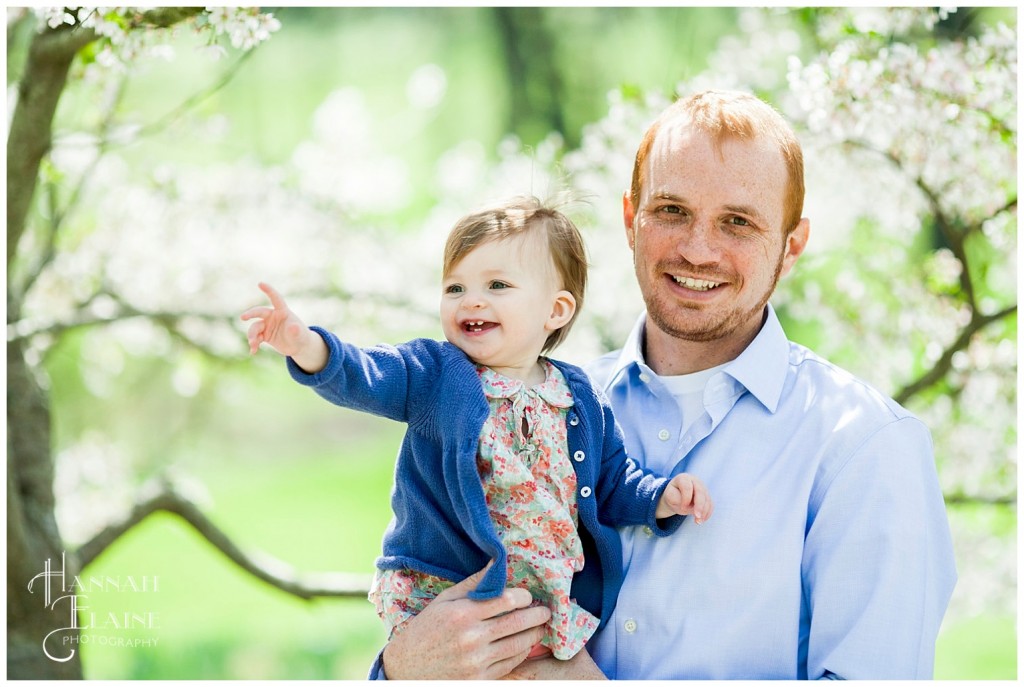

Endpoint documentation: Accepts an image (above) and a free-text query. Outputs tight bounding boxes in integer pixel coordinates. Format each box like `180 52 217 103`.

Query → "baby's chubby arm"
655 473 714 523
240 282 328 373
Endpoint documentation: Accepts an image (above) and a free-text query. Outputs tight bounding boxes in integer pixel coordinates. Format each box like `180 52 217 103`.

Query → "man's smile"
672 275 722 292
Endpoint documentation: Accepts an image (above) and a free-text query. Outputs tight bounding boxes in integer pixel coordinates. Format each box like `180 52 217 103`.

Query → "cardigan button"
573 450 585 462
569 416 579 426
580 486 592 497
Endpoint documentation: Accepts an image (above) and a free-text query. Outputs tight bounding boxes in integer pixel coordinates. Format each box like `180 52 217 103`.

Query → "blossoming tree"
6 7 295 679
7 5 1015 678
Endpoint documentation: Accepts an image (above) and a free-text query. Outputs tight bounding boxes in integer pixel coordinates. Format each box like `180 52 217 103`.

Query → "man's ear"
780 217 810 278
622 191 636 250
546 291 577 332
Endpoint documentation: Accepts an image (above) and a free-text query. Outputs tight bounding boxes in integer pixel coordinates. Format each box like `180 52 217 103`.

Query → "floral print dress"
369 361 600 660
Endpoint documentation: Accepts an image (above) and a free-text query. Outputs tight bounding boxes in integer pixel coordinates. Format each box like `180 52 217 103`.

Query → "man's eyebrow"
651 191 686 202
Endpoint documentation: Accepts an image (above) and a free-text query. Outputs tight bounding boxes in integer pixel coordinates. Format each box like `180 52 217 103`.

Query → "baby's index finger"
258 282 288 309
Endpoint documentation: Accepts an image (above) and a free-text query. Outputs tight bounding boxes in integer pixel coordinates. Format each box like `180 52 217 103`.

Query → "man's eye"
729 216 751 227
445 284 464 294
662 205 683 214
489 281 509 290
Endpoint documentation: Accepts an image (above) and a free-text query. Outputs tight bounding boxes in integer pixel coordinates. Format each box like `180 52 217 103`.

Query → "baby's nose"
461 293 486 309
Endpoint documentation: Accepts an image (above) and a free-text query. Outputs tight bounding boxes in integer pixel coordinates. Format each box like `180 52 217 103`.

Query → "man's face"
626 122 808 352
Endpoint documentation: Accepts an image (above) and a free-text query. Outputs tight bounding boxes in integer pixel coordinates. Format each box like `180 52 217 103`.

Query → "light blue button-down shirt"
585 305 957 680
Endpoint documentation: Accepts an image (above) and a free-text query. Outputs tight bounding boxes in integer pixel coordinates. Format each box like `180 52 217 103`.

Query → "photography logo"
28 552 160 662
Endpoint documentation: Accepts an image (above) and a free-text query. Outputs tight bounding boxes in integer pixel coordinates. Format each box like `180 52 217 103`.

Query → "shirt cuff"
366 648 388 680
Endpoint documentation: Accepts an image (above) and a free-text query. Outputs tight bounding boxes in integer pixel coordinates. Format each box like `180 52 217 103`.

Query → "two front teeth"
673 276 721 291
464 320 488 332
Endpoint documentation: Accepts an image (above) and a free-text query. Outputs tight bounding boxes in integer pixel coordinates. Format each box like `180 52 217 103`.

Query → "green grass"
78 427 1017 679
79 421 401 679
935 614 1017 679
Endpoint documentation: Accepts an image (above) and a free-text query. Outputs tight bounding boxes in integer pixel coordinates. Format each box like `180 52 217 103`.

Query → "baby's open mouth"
463 320 498 333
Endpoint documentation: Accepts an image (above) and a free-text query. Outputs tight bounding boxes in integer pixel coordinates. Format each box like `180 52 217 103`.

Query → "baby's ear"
546 291 577 331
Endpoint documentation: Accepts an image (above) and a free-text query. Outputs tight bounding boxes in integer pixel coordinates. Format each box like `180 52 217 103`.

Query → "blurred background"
7 5 1016 679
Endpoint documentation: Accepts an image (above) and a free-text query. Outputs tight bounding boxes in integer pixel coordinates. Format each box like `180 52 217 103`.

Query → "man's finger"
433 560 495 603
434 561 532 616
485 624 548 679
487 602 551 641
481 604 551 678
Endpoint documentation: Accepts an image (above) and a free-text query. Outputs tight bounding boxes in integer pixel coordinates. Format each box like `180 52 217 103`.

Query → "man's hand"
240 282 327 373
501 647 607 680
656 473 713 522
381 563 552 680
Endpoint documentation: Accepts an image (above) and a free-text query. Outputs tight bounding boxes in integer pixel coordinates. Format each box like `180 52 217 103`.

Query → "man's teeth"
673 276 720 291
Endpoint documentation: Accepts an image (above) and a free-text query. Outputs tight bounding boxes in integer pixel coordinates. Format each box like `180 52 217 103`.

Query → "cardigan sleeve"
287 327 440 423
558 360 683 536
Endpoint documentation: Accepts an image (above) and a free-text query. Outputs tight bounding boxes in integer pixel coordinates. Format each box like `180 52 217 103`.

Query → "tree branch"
135 48 258 141
7 7 205 271
943 493 1016 507
843 138 977 306
75 478 373 599
895 303 1017 405
7 24 96 270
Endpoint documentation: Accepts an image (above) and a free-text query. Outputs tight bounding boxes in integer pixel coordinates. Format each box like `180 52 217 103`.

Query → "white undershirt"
654 363 730 438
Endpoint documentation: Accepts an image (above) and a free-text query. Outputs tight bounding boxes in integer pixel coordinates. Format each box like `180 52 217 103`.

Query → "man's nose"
677 218 721 264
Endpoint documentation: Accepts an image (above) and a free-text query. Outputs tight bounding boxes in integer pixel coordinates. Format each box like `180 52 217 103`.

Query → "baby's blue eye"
445 284 464 294
490 281 509 290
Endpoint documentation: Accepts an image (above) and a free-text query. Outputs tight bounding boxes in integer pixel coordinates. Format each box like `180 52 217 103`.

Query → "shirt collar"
478 361 574 408
722 304 789 414
607 304 789 414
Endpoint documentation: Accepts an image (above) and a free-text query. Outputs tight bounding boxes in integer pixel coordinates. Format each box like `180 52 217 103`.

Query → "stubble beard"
641 250 786 344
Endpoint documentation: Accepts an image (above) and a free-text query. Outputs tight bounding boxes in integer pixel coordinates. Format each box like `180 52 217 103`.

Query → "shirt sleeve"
802 416 957 679
366 650 387 680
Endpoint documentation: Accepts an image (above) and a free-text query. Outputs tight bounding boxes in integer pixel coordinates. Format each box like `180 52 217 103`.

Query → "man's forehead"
653 121 783 164
645 123 788 224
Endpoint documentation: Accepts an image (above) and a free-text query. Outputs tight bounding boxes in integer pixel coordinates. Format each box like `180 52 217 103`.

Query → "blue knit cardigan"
288 328 681 626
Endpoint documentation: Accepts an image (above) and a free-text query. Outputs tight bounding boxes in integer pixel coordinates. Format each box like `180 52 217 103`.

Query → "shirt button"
573 450 585 462
643 526 654 537
639 373 651 383
624 619 638 633
580 486 592 497
658 429 670 441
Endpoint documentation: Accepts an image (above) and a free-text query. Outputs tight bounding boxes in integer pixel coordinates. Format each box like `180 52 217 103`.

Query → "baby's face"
440 231 571 379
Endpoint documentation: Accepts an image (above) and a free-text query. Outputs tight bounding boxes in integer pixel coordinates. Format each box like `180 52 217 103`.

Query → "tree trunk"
7 22 91 678
7 336 83 679
491 7 570 147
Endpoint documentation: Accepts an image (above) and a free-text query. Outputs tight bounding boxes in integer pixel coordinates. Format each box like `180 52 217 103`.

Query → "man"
372 90 957 680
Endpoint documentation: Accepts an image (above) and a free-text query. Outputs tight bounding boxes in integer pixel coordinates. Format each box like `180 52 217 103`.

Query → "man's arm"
803 417 957 679
501 647 608 680
374 564 553 680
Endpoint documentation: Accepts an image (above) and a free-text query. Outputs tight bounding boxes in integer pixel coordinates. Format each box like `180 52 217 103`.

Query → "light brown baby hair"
443 195 588 353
